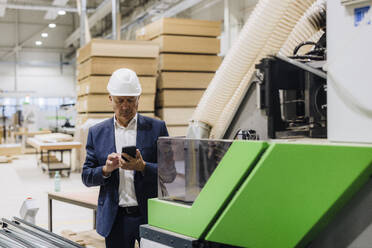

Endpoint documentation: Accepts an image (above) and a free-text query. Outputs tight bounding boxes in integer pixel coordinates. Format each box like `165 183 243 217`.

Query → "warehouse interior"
0 0 372 247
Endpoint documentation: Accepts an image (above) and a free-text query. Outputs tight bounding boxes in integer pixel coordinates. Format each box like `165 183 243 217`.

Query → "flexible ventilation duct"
279 0 326 56
188 0 319 139
189 0 295 132
210 0 318 138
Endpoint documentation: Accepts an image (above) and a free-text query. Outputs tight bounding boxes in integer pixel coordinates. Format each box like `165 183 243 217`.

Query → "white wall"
0 52 75 97
0 8 76 98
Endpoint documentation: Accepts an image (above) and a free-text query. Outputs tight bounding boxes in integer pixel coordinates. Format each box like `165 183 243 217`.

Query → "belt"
119 206 140 215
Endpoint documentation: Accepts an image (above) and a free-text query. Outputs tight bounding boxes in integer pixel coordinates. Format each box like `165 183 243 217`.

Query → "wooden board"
158 72 214 89
0 144 22 156
77 39 159 64
138 94 156 112
76 113 113 126
159 54 221 72
136 18 221 40
62 229 104 248
0 156 13 163
77 94 155 113
157 90 204 107
167 125 188 137
77 57 158 80
158 107 194 125
11 130 51 136
77 76 156 96
152 35 220 54
27 138 81 151
34 133 73 143
77 95 112 113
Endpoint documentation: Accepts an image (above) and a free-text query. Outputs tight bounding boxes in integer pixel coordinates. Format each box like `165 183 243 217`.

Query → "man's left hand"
120 149 146 171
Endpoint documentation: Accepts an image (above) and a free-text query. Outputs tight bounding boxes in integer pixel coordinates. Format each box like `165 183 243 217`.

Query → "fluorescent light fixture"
48 23 56 28
41 32 48 38
35 41 42 46
57 10 66 15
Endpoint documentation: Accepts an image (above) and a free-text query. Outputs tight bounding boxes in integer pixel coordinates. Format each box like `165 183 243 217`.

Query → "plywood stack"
76 39 159 126
136 18 221 136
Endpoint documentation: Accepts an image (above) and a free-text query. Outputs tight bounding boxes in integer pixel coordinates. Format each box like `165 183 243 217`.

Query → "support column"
80 0 87 47
224 0 230 51
112 0 121 40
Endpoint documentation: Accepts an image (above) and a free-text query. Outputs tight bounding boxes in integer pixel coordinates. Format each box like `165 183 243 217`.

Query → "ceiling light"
35 41 42 46
41 33 48 38
57 10 66 15
48 23 56 28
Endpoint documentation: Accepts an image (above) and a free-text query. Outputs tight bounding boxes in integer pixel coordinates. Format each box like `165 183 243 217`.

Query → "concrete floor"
0 154 96 236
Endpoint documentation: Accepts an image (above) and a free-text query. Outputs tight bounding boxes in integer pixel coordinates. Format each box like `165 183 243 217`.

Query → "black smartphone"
122 146 137 161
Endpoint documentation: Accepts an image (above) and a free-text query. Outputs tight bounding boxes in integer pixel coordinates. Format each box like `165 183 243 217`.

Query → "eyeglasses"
112 96 138 106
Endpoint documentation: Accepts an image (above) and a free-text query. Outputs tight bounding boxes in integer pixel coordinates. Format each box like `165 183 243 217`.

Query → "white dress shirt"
114 114 138 207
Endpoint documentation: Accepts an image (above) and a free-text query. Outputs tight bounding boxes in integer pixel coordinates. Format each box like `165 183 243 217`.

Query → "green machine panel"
205 143 372 247
148 141 268 239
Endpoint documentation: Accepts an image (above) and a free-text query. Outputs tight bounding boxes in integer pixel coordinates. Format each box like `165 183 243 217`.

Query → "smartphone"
122 146 137 161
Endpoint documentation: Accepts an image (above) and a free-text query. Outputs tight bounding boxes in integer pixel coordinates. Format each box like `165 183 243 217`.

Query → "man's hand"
120 149 146 171
103 153 121 176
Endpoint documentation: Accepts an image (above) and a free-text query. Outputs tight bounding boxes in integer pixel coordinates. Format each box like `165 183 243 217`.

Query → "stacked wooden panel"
76 39 159 125
136 18 221 136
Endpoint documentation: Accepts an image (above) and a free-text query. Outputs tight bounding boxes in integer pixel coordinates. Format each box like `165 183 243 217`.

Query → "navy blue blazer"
81 114 168 237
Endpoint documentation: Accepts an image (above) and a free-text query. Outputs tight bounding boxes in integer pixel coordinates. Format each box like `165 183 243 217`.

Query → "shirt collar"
114 113 137 129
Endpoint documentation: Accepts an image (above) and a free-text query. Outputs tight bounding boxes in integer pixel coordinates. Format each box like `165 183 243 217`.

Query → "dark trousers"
105 207 144 248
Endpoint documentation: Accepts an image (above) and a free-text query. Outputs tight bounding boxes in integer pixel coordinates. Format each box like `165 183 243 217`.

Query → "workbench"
11 130 51 153
27 137 81 177
48 190 98 232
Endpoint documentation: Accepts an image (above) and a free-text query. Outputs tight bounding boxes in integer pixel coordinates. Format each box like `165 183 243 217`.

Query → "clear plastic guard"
157 137 232 205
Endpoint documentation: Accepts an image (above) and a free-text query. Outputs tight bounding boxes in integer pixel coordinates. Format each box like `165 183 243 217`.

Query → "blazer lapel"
106 117 119 186
137 114 147 153
136 114 148 178
106 117 116 153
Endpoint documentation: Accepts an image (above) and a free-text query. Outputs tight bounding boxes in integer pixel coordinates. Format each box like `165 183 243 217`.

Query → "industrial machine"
0 217 82 247
141 138 372 248
140 1 372 248
224 55 327 140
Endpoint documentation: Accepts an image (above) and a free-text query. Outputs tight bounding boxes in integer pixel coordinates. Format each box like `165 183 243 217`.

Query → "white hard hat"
107 68 142 96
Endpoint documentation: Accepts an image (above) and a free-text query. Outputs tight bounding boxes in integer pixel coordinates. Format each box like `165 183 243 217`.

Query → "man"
82 68 168 248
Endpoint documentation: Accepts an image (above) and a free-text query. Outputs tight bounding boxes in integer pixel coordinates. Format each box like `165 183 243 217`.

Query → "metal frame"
37 149 72 177
0 3 94 13
140 225 237 248
48 193 97 232
0 229 37 248
12 217 83 248
0 217 83 248
2 218 69 248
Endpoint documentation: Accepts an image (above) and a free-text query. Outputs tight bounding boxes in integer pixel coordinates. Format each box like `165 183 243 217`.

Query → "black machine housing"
256 55 327 139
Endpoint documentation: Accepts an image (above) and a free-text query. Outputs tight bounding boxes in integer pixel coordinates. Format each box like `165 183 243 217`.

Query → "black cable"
293 41 317 56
